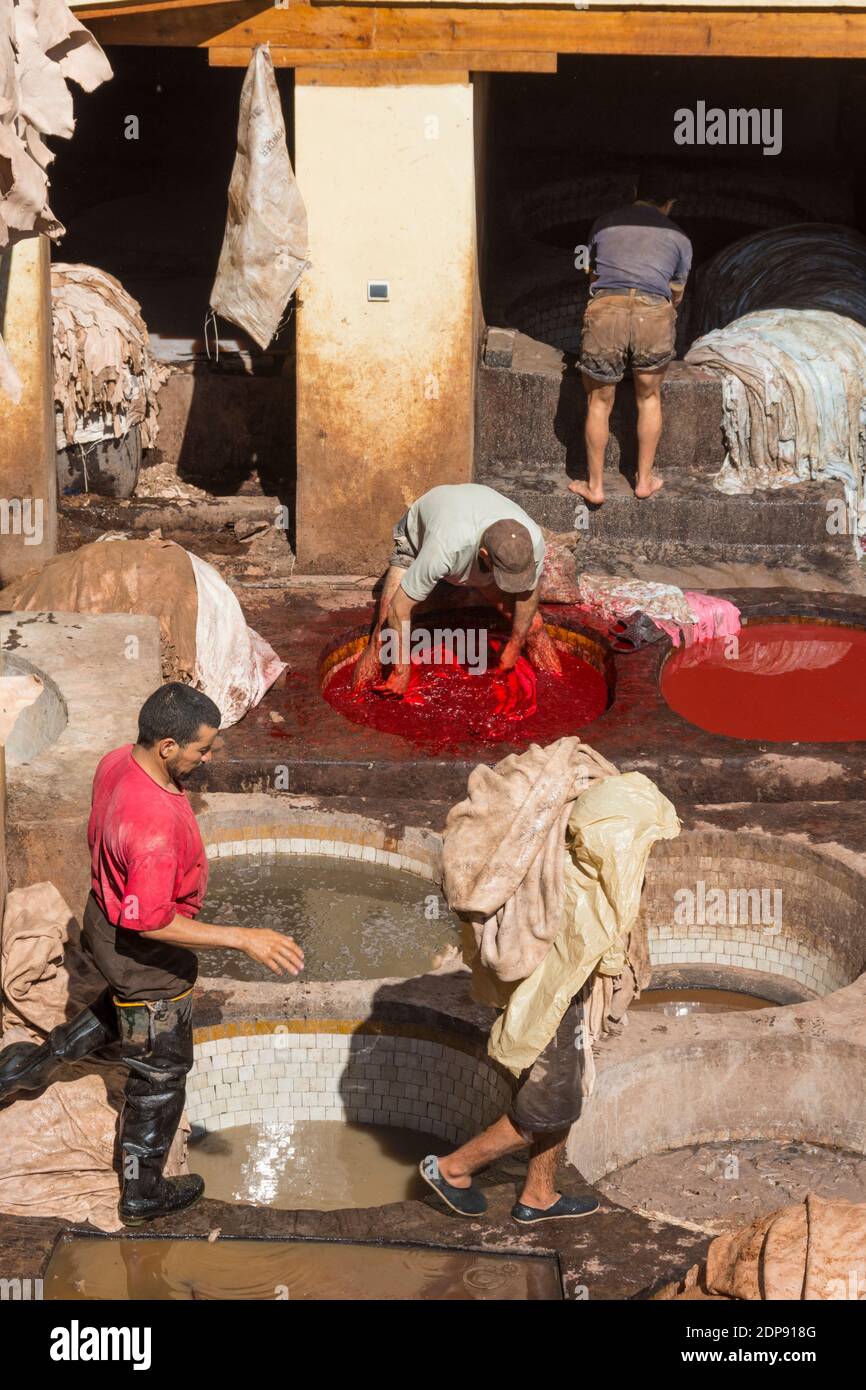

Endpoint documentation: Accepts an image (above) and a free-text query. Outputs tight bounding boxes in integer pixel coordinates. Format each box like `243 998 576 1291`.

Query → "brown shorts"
580 289 676 385
82 892 198 1004
508 995 586 1136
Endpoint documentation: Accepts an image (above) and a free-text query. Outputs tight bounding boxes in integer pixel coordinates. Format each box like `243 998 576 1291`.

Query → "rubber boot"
0 989 118 1103
116 992 204 1226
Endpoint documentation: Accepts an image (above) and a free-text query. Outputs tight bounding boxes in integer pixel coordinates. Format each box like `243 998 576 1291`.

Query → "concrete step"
491 467 849 549
564 537 866 595
477 334 726 478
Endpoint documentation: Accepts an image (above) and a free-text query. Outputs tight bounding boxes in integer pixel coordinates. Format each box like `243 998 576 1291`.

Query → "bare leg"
633 367 667 498
437 1114 529 1188
520 1130 568 1209
437 1114 567 1210
569 374 615 505
352 565 406 688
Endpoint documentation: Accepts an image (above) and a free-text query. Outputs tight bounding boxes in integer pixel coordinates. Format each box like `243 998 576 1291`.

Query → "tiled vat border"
204 824 439 883
188 1020 514 1147
648 927 843 995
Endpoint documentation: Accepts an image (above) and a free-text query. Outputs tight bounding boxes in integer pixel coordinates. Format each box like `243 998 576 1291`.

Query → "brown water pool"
187 1120 443 1210
45 1236 562 1300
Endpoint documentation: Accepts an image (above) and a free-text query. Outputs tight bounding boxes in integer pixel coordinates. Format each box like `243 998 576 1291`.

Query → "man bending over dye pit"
353 482 561 694
0 683 304 1225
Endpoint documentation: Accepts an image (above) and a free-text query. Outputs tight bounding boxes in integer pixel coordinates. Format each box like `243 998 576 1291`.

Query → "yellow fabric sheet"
476 771 680 1075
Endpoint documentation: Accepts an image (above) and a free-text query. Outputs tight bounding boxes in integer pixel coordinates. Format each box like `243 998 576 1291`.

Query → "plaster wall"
294 82 479 573
0 237 57 583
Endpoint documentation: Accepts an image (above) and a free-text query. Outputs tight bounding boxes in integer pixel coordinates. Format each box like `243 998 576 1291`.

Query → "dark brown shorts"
82 892 198 1004
508 995 585 1136
580 289 676 385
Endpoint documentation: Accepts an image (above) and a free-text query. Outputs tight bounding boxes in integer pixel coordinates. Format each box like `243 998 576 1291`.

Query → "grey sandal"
419 1155 488 1217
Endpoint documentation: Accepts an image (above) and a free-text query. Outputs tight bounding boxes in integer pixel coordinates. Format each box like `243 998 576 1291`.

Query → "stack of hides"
52 263 169 449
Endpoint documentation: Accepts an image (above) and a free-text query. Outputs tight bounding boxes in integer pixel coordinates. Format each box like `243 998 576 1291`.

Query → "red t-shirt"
88 744 208 932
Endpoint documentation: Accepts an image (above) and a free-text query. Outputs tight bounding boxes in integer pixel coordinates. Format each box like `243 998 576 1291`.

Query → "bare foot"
634 475 664 499
568 480 605 505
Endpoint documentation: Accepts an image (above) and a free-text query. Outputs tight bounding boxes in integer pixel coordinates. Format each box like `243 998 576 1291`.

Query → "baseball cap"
481 520 538 594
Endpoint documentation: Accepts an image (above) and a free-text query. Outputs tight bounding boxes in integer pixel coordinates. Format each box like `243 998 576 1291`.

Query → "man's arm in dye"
378 581 419 694
498 586 542 671
353 564 409 689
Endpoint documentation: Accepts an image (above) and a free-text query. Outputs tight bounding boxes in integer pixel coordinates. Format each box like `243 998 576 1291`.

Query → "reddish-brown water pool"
661 621 866 743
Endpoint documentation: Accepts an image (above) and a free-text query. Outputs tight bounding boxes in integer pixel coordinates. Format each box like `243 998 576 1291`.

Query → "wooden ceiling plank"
295 63 469 84
86 7 866 62
208 43 556 70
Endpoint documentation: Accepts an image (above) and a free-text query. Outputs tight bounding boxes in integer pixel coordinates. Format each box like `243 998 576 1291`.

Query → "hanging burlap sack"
210 44 310 350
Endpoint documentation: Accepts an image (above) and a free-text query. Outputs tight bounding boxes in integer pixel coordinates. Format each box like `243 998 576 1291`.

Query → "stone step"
477 334 726 477
562 537 866 595
491 467 849 549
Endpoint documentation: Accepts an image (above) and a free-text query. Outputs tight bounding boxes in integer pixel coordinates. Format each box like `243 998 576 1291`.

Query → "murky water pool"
188 1120 442 1210
197 854 459 982
631 988 775 1017
45 1236 562 1300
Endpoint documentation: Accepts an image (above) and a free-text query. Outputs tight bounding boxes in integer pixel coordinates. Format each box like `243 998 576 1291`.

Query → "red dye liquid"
662 622 866 743
325 631 608 753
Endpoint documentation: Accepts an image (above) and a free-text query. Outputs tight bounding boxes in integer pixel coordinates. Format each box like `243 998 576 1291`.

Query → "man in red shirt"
0 683 303 1224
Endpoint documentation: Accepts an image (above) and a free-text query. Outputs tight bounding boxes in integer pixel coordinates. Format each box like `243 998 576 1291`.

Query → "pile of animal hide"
210 45 310 350
442 737 680 1077
686 308 866 555
0 882 188 1232
0 0 111 399
0 537 286 727
52 263 169 448
689 224 866 342
655 1194 866 1301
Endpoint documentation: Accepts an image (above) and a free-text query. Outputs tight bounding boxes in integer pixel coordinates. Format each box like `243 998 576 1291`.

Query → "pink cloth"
653 592 741 648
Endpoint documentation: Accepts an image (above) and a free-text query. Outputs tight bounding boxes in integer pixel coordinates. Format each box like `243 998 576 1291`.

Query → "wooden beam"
208 43 557 70
295 64 469 84
85 5 866 61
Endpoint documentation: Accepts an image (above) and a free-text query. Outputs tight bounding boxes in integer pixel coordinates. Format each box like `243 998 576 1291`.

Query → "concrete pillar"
294 81 480 574
0 235 57 585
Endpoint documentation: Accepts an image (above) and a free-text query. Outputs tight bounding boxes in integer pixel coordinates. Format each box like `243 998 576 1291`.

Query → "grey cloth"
508 996 585 1135
589 202 692 302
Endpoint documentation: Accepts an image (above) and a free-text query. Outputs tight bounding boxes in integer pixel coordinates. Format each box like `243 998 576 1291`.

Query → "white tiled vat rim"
648 927 846 997
188 1026 514 1149
204 836 438 883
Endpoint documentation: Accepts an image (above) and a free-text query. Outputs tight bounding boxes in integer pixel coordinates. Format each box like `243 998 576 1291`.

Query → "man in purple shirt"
569 181 692 507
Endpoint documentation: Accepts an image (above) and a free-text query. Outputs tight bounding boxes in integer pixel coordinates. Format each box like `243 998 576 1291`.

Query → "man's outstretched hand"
496 639 521 673
241 928 305 977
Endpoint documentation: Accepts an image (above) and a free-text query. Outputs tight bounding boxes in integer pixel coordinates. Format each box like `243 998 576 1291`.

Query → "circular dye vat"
322 615 609 753
662 621 866 743
198 853 459 982
599 1138 866 1234
631 987 775 1018
188 1119 440 1210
